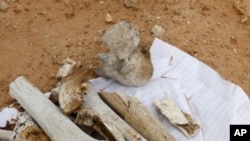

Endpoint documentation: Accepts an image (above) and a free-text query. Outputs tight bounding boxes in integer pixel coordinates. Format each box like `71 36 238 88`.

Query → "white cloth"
0 107 18 128
90 38 250 141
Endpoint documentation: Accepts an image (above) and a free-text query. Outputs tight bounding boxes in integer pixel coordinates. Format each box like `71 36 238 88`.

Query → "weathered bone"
84 82 147 141
154 98 200 138
95 21 153 87
75 108 125 141
58 67 92 115
55 59 86 115
58 75 83 115
102 21 140 60
0 129 18 141
9 76 98 141
56 57 80 80
99 91 176 141
10 112 50 141
55 65 137 141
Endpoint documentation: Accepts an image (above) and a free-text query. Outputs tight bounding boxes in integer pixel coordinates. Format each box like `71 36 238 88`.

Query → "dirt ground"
0 0 249 109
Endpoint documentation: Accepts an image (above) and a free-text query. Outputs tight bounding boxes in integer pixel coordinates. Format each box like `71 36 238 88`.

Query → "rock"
241 15 248 23
186 20 191 25
0 1 8 12
123 0 139 9
151 25 165 37
105 13 113 23
233 48 238 54
156 16 161 20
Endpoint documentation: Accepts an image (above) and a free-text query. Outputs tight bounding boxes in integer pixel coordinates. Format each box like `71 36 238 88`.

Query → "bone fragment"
58 67 91 114
9 76 98 141
0 129 18 141
154 98 200 138
10 112 50 141
54 58 89 114
99 91 176 141
58 75 83 114
95 21 153 87
102 21 140 60
75 108 125 141
84 83 147 141
56 57 80 80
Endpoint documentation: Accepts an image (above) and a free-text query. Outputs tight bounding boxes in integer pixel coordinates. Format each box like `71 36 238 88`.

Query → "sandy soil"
0 0 249 109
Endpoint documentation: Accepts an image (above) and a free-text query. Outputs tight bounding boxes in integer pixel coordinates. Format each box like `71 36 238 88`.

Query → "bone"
83 82 147 141
102 21 140 60
99 91 176 141
9 76 98 141
0 129 18 141
58 77 83 115
75 108 125 141
154 98 200 138
56 57 80 80
58 67 91 115
95 21 153 87
10 112 50 141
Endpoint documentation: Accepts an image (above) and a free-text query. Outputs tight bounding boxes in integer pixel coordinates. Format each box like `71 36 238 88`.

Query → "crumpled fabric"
90 38 250 141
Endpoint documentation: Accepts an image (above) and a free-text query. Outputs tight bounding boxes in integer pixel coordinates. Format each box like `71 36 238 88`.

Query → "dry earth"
0 0 249 109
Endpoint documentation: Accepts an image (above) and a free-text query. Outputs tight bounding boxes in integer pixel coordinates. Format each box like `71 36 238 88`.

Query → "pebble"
186 20 191 25
0 1 8 12
105 13 113 23
233 48 238 54
124 0 139 9
151 25 165 37
240 15 248 23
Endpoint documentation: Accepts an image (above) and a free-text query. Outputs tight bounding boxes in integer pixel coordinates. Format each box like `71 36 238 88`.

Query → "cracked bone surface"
154 98 200 138
99 91 176 141
75 108 125 141
11 112 50 141
9 76 98 141
95 21 153 87
84 82 147 141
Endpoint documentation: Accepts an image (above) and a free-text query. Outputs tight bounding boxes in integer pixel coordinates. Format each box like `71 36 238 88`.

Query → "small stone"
0 1 8 12
233 48 238 53
123 0 138 9
105 13 113 23
241 15 248 23
230 36 237 44
151 25 165 37
186 20 191 24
